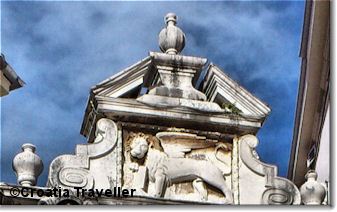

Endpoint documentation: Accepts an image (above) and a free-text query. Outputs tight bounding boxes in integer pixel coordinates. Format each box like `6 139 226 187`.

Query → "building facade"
0 11 328 205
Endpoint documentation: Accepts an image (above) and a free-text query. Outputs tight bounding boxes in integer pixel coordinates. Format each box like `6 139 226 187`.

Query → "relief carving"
239 134 301 205
126 132 233 204
47 118 118 189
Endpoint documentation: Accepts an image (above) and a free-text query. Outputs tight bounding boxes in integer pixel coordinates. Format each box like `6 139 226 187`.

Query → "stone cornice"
203 64 271 118
81 96 265 142
149 51 207 70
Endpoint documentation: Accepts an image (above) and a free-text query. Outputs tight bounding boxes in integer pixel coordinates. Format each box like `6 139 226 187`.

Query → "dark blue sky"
1 1 304 186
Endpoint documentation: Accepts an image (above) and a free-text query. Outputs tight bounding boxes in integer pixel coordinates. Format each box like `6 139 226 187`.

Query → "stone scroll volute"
47 118 118 190
238 134 301 205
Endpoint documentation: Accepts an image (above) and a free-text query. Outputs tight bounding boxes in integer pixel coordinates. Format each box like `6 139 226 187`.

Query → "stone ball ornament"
12 143 44 186
159 13 186 54
300 170 326 205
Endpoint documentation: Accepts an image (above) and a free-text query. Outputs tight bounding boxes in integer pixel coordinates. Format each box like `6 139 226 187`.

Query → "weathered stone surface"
122 131 233 204
137 94 223 112
47 118 120 190
141 51 208 106
238 135 301 205
159 13 185 55
70 10 297 204
300 170 326 205
12 143 43 187
203 64 271 118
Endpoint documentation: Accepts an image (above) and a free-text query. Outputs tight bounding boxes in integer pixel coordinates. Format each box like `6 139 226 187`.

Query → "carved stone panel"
47 118 120 191
238 135 301 205
44 121 301 205
122 130 233 204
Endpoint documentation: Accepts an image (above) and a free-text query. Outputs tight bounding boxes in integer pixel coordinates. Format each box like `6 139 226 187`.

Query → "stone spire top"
137 12 223 112
159 13 186 55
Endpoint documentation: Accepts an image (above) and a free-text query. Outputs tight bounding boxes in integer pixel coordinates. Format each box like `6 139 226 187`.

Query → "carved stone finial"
165 12 177 24
159 13 185 54
12 143 43 186
300 170 326 205
138 13 226 112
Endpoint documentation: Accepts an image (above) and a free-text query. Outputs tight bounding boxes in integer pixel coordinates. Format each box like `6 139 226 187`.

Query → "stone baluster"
300 170 326 205
12 143 43 186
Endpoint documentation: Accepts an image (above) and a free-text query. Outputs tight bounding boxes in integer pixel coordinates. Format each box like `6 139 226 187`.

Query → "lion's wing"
156 132 217 157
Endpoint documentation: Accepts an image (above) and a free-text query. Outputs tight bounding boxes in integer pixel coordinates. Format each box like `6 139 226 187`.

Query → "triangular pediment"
79 11 273 143
202 64 271 119
89 58 270 120
90 54 204 99
81 59 271 143
91 56 155 98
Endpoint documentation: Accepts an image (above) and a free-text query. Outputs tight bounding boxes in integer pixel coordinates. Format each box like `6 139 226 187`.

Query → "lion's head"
130 136 149 159
129 134 167 182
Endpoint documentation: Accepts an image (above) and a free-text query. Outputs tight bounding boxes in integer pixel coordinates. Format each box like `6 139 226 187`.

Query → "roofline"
0 54 25 91
287 0 312 181
204 63 271 114
299 1 313 58
287 0 330 183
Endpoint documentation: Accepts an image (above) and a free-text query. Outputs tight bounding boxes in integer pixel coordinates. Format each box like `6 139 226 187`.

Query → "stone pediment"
91 56 153 99
88 59 270 119
81 55 271 142
0 12 306 206
89 53 206 100
202 64 271 119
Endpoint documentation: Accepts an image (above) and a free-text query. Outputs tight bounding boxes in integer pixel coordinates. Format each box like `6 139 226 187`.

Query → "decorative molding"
47 118 118 189
115 123 123 188
91 56 153 98
58 168 94 188
231 136 240 204
95 96 263 134
149 52 207 71
239 135 301 205
202 64 271 119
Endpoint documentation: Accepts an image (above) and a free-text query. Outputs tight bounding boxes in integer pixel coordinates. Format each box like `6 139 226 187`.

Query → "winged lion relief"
125 131 233 204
